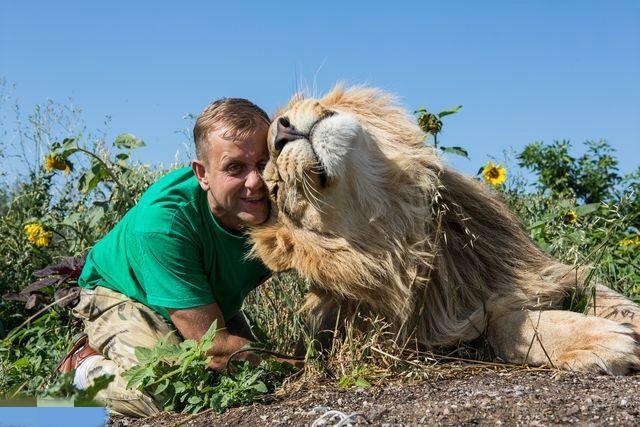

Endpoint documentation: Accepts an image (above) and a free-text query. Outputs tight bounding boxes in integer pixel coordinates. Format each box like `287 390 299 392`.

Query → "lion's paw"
556 318 640 375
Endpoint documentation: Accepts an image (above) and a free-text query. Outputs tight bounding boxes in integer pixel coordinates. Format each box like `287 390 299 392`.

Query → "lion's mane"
251 85 581 347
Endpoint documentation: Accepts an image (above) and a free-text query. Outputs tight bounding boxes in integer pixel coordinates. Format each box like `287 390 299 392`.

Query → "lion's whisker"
302 174 325 212
302 180 325 214
307 167 326 174
302 170 332 213
303 170 330 201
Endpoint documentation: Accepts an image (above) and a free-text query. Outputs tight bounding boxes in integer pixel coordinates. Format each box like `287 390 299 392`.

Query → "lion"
250 84 640 375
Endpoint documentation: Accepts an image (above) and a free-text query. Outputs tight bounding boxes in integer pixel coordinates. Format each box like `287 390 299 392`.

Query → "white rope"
311 409 369 427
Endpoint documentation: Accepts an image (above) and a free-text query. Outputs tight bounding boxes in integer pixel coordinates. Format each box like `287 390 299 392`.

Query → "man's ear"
192 160 210 191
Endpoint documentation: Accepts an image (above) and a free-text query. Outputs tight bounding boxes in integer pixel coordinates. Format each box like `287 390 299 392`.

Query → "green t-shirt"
78 166 269 322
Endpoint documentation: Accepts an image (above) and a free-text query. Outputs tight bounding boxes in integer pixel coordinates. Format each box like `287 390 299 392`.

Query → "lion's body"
251 85 640 374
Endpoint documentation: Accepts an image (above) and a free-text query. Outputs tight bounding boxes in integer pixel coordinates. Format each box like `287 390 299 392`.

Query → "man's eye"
226 164 243 175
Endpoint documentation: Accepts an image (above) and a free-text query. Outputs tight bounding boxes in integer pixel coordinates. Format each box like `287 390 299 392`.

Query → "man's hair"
193 98 270 160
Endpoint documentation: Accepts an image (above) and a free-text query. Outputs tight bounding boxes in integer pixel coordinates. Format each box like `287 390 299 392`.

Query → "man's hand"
168 303 260 371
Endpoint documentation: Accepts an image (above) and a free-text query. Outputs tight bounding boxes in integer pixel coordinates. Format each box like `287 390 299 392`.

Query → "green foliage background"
0 90 638 411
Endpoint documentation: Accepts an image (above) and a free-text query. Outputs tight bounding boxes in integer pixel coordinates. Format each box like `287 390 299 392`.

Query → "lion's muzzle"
274 117 307 152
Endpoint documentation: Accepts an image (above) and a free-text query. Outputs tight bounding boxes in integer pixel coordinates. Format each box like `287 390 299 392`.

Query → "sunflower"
482 162 507 186
44 153 72 174
563 210 579 224
620 236 640 248
24 223 52 247
417 112 442 135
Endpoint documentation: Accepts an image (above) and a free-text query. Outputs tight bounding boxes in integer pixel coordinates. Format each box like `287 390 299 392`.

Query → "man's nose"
245 168 264 190
274 117 307 151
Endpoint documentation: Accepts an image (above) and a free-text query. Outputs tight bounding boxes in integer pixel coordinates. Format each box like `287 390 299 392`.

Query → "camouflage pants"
71 286 253 418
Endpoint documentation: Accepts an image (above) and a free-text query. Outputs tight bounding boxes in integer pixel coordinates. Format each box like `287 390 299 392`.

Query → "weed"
40 371 114 406
122 321 296 414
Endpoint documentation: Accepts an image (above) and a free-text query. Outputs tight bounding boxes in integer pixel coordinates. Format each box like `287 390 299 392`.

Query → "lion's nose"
274 117 307 151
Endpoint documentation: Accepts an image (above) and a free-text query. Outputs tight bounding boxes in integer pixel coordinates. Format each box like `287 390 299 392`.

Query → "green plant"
122 321 295 414
40 371 114 406
518 139 621 203
528 196 639 307
0 93 166 399
1 135 163 322
0 310 77 397
414 105 468 158
243 271 310 353
338 365 372 390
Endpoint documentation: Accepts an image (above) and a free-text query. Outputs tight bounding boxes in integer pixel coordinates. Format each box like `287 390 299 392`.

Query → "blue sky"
1 0 639 179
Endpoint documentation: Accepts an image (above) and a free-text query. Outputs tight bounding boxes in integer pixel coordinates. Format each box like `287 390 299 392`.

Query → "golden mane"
249 83 640 375
251 84 584 347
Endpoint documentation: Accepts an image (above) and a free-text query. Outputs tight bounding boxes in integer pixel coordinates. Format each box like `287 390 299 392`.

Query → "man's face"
192 126 269 231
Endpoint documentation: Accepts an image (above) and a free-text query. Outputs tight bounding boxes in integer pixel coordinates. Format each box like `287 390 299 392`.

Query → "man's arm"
167 303 260 371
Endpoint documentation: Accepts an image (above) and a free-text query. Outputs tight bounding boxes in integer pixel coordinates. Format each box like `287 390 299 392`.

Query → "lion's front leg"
583 283 640 334
486 309 640 375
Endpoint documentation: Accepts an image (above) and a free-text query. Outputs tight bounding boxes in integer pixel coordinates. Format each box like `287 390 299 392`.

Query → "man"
61 98 287 417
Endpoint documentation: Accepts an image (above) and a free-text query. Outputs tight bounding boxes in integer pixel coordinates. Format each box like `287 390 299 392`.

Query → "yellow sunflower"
24 223 52 247
620 236 640 248
44 153 72 174
482 162 507 186
563 210 579 224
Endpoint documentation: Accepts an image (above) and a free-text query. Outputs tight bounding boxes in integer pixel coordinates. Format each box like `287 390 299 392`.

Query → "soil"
108 370 640 426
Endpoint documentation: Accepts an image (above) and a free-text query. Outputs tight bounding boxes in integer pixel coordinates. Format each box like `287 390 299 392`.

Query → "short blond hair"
193 98 270 160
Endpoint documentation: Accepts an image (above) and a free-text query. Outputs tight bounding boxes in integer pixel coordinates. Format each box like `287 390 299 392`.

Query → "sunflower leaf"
440 146 469 159
114 133 145 150
437 105 462 118
575 203 600 216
